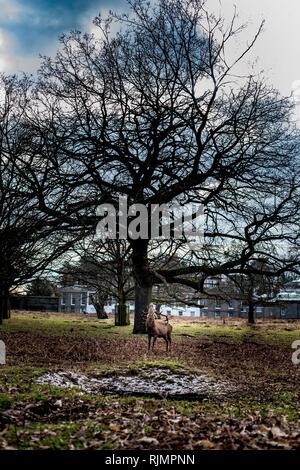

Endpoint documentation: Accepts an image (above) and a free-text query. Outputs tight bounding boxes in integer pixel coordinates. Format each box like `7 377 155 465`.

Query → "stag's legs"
148 335 152 351
152 336 157 351
168 334 171 352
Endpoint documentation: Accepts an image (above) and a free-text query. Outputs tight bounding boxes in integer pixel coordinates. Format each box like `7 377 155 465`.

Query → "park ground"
0 311 300 450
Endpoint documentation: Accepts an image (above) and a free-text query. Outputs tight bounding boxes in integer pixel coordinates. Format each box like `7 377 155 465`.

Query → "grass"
2 421 97 450
0 314 132 337
0 366 298 450
0 311 300 449
2 312 300 347
128 358 189 373
223 392 300 422
1 365 298 419
176 323 300 346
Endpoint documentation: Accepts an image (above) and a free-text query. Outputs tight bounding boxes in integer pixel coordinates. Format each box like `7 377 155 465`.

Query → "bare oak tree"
26 0 300 332
0 75 86 323
61 239 133 321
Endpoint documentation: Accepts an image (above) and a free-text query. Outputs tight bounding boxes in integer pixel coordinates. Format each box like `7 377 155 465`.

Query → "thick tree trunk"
131 239 152 334
0 286 10 323
115 290 130 326
156 303 162 318
92 299 108 319
92 290 108 319
248 302 255 324
134 283 152 333
96 307 108 319
115 303 130 325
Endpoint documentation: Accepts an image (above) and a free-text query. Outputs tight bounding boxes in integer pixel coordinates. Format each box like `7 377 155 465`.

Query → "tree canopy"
1 0 300 330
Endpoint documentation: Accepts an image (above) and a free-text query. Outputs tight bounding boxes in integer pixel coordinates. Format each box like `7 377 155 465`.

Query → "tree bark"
115 303 130 325
156 303 162 318
91 292 108 319
131 239 152 334
248 302 255 324
0 286 10 323
96 306 108 319
115 289 130 326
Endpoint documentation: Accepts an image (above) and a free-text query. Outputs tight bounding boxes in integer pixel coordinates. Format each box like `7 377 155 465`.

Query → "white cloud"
0 27 40 74
0 0 22 22
81 6 124 41
292 80 300 104
291 81 300 128
0 28 14 72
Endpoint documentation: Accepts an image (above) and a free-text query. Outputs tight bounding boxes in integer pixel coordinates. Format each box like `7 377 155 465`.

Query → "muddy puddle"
36 368 236 400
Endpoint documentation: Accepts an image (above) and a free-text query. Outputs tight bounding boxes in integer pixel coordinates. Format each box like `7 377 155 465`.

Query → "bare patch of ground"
36 368 237 399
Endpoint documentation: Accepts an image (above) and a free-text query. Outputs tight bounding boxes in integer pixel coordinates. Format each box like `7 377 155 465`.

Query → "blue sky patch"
0 0 124 71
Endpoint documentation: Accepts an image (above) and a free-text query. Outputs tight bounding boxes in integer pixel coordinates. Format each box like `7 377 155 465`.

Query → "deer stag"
146 303 172 352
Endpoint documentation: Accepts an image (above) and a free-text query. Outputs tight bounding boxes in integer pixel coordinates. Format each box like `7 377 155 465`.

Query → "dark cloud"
0 0 124 57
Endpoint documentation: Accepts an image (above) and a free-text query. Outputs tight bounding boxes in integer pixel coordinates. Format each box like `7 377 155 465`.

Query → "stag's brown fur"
146 303 172 352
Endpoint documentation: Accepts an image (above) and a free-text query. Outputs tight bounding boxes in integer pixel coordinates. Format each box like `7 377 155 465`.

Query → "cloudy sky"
0 0 125 72
0 0 300 102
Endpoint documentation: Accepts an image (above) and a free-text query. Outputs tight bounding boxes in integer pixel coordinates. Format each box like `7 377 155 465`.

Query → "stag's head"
147 303 157 319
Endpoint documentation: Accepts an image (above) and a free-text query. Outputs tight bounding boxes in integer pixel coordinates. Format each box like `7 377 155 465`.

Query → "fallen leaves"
137 437 159 446
109 423 121 432
198 439 215 449
1 397 299 450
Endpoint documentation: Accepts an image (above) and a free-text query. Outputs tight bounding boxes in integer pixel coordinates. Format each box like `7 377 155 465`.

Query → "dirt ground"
0 311 299 449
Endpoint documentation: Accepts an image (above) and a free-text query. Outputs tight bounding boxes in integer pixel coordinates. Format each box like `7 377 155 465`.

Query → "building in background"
9 279 300 319
264 279 300 319
57 268 300 319
59 284 134 315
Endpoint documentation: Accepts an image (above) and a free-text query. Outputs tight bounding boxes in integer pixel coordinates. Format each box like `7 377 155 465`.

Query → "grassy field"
0 311 300 450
